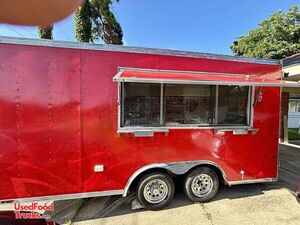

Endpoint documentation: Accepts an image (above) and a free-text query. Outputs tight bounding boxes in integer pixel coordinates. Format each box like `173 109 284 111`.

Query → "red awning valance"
113 69 300 87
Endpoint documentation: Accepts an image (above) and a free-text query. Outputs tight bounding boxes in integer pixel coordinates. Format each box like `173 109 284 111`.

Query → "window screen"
164 84 215 125
120 82 251 128
217 86 249 125
122 83 161 127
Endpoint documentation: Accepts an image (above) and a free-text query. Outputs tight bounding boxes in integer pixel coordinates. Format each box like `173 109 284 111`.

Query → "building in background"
288 95 300 128
282 54 300 130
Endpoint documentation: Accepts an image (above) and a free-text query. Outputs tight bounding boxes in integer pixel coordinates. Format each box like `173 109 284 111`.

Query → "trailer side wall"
0 42 281 200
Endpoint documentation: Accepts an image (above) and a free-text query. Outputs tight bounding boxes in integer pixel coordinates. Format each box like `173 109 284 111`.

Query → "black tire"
184 167 219 202
136 172 175 210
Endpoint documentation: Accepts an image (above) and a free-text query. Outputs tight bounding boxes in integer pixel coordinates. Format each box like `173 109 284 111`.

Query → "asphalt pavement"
69 143 300 225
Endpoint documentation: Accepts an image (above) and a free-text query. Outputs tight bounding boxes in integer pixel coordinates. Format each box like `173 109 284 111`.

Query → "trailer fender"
123 160 228 197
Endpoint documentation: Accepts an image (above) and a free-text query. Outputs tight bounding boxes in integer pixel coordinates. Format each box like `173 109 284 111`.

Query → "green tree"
37 25 53 39
74 0 92 42
231 6 300 59
74 0 123 44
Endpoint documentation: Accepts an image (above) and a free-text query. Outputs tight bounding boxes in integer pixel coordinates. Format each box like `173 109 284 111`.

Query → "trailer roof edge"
0 36 280 65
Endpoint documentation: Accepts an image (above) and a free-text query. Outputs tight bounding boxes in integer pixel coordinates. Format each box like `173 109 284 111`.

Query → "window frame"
117 82 254 133
216 85 252 126
162 84 216 127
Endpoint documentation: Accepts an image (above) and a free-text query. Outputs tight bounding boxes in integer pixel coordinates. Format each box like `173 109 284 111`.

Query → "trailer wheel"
136 172 175 210
184 167 219 202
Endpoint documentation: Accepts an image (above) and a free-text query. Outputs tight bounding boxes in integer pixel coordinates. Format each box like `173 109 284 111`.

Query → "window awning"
113 69 300 87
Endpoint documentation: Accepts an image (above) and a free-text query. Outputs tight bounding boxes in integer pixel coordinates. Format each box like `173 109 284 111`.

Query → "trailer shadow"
61 180 291 224
46 174 297 224
48 167 299 224
103 182 287 218
69 166 299 223
46 168 299 224
48 144 300 224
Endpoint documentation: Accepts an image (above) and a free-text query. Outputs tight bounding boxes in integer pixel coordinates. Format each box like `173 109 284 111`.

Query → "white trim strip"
118 126 254 134
279 142 300 149
228 177 277 186
113 68 300 87
117 67 258 78
215 85 219 124
114 77 300 88
160 83 164 125
1 190 124 203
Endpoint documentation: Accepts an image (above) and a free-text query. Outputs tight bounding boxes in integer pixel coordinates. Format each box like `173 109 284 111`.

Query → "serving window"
164 84 215 126
217 86 250 126
122 83 161 127
120 82 252 128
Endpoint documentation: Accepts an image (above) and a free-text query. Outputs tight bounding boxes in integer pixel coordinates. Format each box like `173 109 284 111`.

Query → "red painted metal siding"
0 45 82 199
0 43 281 200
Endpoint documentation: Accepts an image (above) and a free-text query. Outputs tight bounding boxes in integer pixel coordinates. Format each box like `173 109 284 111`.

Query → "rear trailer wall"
0 38 281 201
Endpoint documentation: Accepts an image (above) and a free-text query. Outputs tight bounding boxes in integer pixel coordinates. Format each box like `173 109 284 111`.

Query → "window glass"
217 86 249 125
122 83 161 127
289 102 297 112
289 101 300 112
120 82 251 128
164 84 215 125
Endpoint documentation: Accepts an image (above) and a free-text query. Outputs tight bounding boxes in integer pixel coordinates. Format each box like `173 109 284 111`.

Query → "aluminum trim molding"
0 36 280 65
1 190 124 203
227 178 277 186
114 68 300 87
118 126 255 134
114 77 300 87
117 67 257 77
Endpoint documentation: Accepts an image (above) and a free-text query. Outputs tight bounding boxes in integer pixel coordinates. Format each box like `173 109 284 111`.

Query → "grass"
288 128 300 140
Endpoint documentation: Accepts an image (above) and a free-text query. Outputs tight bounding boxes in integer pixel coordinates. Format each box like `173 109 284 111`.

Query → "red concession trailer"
0 37 299 209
